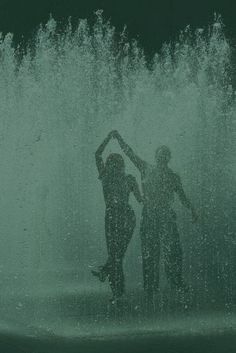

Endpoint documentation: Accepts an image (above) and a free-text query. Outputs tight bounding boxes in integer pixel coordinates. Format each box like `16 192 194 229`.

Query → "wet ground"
1 326 236 353
0 272 236 353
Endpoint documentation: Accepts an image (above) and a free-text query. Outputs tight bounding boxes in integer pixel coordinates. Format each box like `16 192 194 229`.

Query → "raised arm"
95 132 113 178
175 174 198 222
112 131 147 174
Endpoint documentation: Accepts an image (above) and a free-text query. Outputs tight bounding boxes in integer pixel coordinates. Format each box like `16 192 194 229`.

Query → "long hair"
104 153 125 179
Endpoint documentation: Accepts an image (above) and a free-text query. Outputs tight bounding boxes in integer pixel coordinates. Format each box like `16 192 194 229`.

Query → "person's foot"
91 269 107 282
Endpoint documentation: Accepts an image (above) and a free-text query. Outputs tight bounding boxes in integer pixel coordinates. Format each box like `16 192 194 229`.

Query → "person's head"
155 145 171 166
105 153 125 178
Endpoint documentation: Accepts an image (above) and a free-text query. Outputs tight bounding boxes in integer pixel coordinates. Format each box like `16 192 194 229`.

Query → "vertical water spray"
0 13 234 324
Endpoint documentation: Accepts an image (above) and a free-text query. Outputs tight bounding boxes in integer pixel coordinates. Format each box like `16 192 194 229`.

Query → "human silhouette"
112 130 197 299
92 132 142 303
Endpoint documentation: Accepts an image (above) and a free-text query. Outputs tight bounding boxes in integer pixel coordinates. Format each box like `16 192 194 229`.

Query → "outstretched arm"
175 175 198 222
113 131 147 174
95 132 112 178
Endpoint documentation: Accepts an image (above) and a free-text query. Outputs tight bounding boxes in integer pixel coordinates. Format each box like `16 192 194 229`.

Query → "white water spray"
0 13 235 311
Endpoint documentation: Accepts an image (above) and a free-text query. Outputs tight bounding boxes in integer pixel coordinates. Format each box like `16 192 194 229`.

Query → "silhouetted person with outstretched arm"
112 130 197 299
92 132 142 303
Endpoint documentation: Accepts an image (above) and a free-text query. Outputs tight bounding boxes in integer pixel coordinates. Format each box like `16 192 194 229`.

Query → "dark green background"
0 0 235 54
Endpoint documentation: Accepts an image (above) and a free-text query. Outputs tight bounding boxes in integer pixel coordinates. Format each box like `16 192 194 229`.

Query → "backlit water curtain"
0 13 235 335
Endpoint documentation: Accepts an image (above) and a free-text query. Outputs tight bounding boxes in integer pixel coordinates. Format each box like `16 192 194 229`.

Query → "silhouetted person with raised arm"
112 130 197 299
92 132 142 303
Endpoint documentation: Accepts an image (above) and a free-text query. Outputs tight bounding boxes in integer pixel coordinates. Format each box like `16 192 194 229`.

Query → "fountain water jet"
0 13 235 338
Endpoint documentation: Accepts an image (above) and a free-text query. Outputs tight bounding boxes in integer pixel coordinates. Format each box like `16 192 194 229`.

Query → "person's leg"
92 209 117 286
152 232 161 293
163 217 184 290
140 212 152 294
108 256 124 298
105 208 120 297
99 209 114 277
91 209 113 282
110 207 136 298
141 209 160 297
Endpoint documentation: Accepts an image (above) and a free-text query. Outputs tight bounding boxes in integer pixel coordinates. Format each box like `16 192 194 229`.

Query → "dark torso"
141 164 178 213
101 174 134 210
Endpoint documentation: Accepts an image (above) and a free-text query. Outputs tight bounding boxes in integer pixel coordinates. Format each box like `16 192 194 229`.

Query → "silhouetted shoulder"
142 162 154 178
170 171 182 190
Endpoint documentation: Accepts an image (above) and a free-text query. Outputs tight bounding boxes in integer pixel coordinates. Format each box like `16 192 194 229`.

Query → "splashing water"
0 12 235 336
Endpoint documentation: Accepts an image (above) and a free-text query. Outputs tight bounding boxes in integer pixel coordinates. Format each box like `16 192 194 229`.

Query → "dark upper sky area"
0 0 235 54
